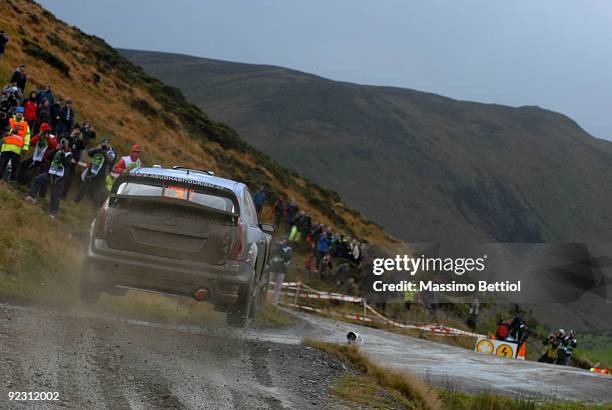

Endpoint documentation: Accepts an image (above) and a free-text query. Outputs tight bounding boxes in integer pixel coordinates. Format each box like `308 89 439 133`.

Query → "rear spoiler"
111 173 240 218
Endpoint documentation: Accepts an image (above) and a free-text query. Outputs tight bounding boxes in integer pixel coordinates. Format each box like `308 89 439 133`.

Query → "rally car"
81 166 275 327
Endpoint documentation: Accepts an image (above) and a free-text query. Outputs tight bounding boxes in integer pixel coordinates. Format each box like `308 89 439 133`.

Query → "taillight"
94 200 110 239
230 220 247 259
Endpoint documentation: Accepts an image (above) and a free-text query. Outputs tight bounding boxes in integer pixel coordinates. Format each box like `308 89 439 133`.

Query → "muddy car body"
81 166 274 326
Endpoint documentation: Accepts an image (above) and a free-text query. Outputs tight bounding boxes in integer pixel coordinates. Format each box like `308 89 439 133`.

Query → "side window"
243 189 259 226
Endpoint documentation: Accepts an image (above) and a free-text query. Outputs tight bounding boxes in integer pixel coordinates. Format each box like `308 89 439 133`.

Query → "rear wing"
110 172 240 218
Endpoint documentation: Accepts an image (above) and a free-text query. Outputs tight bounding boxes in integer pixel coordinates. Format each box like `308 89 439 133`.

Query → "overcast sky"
39 0 612 140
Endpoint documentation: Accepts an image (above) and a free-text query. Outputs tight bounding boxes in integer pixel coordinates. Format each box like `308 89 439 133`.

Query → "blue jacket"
38 90 55 106
252 190 266 206
317 235 330 253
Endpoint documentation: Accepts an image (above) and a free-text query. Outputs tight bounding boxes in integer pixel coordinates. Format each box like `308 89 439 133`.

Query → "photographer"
17 122 57 184
0 106 30 181
25 137 73 218
61 126 85 197
74 138 115 208
538 330 561 363
81 120 96 150
556 330 577 366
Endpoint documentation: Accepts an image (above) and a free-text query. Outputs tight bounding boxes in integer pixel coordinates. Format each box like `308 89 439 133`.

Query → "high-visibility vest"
90 152 106 176
48 150 71 178
32 136 52 162
404 289 416 302
3 117 30 151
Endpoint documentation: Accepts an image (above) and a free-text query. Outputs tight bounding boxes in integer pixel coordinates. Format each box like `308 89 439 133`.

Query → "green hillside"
121 50 612 242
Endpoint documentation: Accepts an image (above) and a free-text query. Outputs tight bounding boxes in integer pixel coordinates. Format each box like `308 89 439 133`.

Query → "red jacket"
30 133 58 163
23 100 38 124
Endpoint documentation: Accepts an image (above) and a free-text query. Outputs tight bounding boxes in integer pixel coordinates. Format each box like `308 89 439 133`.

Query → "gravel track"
0 303 347 409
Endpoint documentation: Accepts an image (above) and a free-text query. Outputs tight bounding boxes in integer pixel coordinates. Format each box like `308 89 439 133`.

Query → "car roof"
132 167 243 194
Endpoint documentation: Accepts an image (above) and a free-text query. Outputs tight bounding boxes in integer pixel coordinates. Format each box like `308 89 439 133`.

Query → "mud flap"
226 277 255 327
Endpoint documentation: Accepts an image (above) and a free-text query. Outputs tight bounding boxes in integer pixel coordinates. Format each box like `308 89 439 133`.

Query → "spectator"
404 288 415 311
81 120 96 150
17 122 57 184
106 144 142 191
10 65 26 92
272 196 285 228
54 99 74 136
316 229 331 273
37 84 55 106
37 98 51 130
25 138 73 218
74 138 115 208
62 126 85 197
50 97 63 131
556 330 577 366
269 237 293 305
2 83 21 106
285 197 298 231
538 329 563 364
252 186 266 214
0 31 8 59
299 212 312 236
22 91 38 133
0 106 30 181
466 298 479 329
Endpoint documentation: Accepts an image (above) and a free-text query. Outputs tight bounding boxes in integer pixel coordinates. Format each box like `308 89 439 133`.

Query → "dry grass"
253 301 297 326
304 338 444 410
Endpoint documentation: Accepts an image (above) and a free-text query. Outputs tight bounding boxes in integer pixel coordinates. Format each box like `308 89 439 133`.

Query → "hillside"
0 0 387 258
121 50 612 242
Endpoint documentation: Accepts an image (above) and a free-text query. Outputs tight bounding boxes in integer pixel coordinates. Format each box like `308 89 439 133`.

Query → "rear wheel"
79 261 101 304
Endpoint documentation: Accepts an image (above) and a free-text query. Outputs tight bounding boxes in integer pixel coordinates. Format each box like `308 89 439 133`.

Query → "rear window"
117 182 235 213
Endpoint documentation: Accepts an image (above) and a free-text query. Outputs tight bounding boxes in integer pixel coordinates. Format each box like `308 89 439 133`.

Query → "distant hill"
121 49 612 242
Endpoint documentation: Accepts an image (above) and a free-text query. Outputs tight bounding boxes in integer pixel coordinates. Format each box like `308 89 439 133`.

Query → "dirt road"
0 303 347 409
1 301 610 409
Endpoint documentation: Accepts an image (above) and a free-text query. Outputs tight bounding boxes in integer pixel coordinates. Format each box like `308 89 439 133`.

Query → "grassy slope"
0 0 388 276
120 50 612 243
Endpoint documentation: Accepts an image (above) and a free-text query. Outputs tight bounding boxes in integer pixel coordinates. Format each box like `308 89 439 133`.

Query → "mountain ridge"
121 48 612 242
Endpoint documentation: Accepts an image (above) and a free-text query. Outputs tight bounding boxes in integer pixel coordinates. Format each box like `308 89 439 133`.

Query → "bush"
46 33 71 53
130 98 157 117
22 40 70 77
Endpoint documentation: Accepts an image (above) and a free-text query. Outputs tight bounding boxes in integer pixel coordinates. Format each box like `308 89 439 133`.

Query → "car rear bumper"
84 236 253 305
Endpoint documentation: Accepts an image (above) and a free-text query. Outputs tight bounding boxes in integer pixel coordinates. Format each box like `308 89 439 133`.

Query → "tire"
251 270 270 317
79 261 101 304
226 280 254 328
